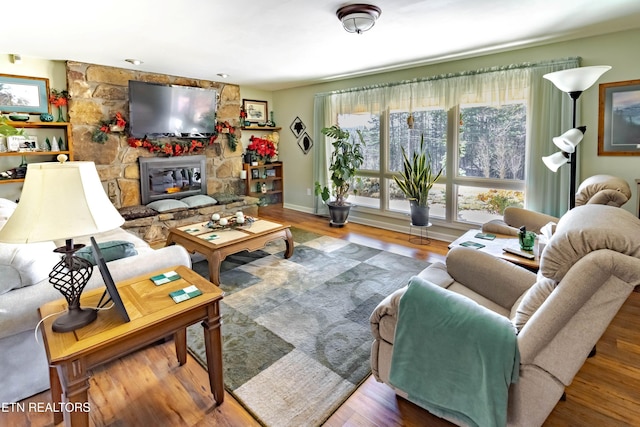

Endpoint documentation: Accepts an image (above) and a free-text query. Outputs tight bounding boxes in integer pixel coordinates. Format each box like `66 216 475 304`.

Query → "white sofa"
0 198 192 403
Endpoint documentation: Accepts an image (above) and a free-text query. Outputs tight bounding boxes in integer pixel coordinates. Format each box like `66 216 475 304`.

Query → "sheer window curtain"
313 58 580 217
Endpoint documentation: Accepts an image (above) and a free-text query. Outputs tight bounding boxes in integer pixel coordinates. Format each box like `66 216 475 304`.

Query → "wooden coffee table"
166 217 294 285
449 229 540 270
39 265 224 427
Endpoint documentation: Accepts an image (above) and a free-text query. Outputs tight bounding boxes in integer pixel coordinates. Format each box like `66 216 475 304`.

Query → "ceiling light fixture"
217 73 229 79
10 54 22 64
125 59 143 66
336 4 382 34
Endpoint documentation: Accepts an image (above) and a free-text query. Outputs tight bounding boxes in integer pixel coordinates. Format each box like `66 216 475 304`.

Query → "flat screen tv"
128 80 217 138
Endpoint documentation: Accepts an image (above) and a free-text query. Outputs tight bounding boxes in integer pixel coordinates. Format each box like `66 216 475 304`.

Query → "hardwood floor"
4 206 639 426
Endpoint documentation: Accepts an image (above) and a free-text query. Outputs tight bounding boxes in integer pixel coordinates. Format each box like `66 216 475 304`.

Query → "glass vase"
56 106 66 122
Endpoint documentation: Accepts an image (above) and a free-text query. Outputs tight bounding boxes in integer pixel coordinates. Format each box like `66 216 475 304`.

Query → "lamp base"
52 307 98 333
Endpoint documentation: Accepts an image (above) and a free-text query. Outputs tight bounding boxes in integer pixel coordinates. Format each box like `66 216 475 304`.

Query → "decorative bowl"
40 113 54 122
257 122 267 127
9 114 29 122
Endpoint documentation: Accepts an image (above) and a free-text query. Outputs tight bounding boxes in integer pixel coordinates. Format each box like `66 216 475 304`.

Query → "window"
336 102 526 225
316 58 580 220
455 103 526 223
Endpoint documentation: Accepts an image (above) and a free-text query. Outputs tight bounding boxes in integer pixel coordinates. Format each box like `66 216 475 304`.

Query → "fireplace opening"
139 155 207 205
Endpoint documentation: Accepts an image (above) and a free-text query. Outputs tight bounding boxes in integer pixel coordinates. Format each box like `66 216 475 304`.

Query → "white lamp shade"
543 66 611 93
0 161 124 244
552 127 585 153
542 151 569 172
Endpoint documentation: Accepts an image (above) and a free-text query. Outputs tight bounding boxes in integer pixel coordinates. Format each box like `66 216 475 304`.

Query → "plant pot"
409 201 430 226
327 202 351 227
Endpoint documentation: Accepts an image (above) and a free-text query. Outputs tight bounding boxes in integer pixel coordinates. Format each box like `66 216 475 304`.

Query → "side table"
409 222 432 245
39 265 225 427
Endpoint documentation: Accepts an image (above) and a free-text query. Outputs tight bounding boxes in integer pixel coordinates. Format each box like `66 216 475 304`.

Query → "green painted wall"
272 28 640 218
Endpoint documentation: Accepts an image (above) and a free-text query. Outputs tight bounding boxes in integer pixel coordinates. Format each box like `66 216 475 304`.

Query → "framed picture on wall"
0 74 50 114
242 99 268 124
598 79 640 156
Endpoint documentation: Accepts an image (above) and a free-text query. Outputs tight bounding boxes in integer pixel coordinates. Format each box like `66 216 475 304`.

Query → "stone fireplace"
65 61 245 209
139 155 207 205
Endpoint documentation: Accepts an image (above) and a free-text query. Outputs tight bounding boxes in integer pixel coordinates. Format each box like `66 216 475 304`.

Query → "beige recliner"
370 204 640 426
482 174 632 236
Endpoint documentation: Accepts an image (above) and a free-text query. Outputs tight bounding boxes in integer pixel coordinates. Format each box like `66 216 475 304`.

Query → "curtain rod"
316 57 581 97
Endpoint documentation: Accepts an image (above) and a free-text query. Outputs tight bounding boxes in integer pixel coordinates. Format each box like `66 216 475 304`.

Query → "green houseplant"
0 116 26 137
314 124 365 226
393 134 443 226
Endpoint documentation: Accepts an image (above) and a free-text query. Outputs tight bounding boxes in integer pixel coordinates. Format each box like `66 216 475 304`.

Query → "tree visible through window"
332 102 526 224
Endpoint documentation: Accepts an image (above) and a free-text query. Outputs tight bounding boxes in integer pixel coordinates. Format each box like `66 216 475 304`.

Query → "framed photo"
91 237 130 323
0 74 50 114
242 99 268 123
266 169 276 177
598 79 640 156
251 169 259 179
290 116 306 138
298 132 313 154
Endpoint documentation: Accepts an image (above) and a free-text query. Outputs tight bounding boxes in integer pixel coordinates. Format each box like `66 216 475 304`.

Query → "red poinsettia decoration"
127 137 207 157
247 135 277 160
49 89 70 107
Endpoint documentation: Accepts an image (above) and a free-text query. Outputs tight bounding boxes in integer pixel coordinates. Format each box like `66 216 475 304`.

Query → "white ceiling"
3 0 640 91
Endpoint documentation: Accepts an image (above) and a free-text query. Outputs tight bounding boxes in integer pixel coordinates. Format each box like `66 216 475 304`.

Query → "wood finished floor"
4 206 639 427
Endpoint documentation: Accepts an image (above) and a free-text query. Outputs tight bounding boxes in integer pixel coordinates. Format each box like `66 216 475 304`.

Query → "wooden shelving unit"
244 162 283 206
241 126 282 131
0 121 74 184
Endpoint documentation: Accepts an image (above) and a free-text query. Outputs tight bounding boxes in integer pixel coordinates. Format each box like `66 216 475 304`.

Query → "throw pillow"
180 195 218 208
75 240 137 266
146 199 189 213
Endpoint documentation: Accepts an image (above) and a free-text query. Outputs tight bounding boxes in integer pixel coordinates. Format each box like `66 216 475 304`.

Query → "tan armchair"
370 204 640 426
482 174 631 236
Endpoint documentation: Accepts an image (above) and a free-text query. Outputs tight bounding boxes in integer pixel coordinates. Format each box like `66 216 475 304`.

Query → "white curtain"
313 57 580 216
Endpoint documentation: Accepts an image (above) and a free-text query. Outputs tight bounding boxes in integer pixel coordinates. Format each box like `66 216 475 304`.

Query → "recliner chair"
370 204 640 426
482 175 631 236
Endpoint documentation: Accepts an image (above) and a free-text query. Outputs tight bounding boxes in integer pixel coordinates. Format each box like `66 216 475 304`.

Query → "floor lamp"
542 65 611 209
0 155 124 332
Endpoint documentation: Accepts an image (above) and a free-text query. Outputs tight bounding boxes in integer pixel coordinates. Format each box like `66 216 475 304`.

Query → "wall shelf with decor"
0 121 74 184
241 126 281 131
244 162 283 206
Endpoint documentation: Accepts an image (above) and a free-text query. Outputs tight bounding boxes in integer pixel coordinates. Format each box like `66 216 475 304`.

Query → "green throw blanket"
389 276 519 427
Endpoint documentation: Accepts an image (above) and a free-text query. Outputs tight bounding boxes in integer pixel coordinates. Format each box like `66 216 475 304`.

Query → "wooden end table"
449 229 540 271
166 218 294 285
38 265 224 427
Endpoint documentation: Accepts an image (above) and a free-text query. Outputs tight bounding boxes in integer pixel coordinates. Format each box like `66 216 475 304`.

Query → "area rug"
186 227 428 426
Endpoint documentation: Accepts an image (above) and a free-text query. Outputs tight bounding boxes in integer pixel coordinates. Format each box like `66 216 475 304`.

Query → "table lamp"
0 155 124 332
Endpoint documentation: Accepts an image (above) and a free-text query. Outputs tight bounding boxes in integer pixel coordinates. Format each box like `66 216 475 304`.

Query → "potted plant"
0 116 26 137
393 134 443 226
314 125 365 227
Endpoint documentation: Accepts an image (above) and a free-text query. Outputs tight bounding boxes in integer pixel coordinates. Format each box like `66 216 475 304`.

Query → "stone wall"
123 197 260 243
65 61 244 208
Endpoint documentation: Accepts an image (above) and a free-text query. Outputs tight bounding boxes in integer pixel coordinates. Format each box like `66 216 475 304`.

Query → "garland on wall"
127 121 238 156
92 112 239 156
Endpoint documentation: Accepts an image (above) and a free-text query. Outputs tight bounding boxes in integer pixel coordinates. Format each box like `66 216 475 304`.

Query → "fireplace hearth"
139 155 207 205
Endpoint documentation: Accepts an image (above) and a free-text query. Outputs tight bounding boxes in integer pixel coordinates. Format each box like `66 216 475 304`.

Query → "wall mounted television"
128 80 217 138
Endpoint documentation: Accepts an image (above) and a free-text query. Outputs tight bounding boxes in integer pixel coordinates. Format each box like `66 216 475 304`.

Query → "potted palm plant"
314 125 365 227
393 134 443 226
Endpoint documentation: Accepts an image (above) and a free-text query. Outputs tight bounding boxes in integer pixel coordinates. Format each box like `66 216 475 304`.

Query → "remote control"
503 247 535 260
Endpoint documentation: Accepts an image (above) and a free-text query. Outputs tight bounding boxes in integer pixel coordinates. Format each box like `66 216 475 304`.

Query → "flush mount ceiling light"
336 4 382 34
125 59 143 66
